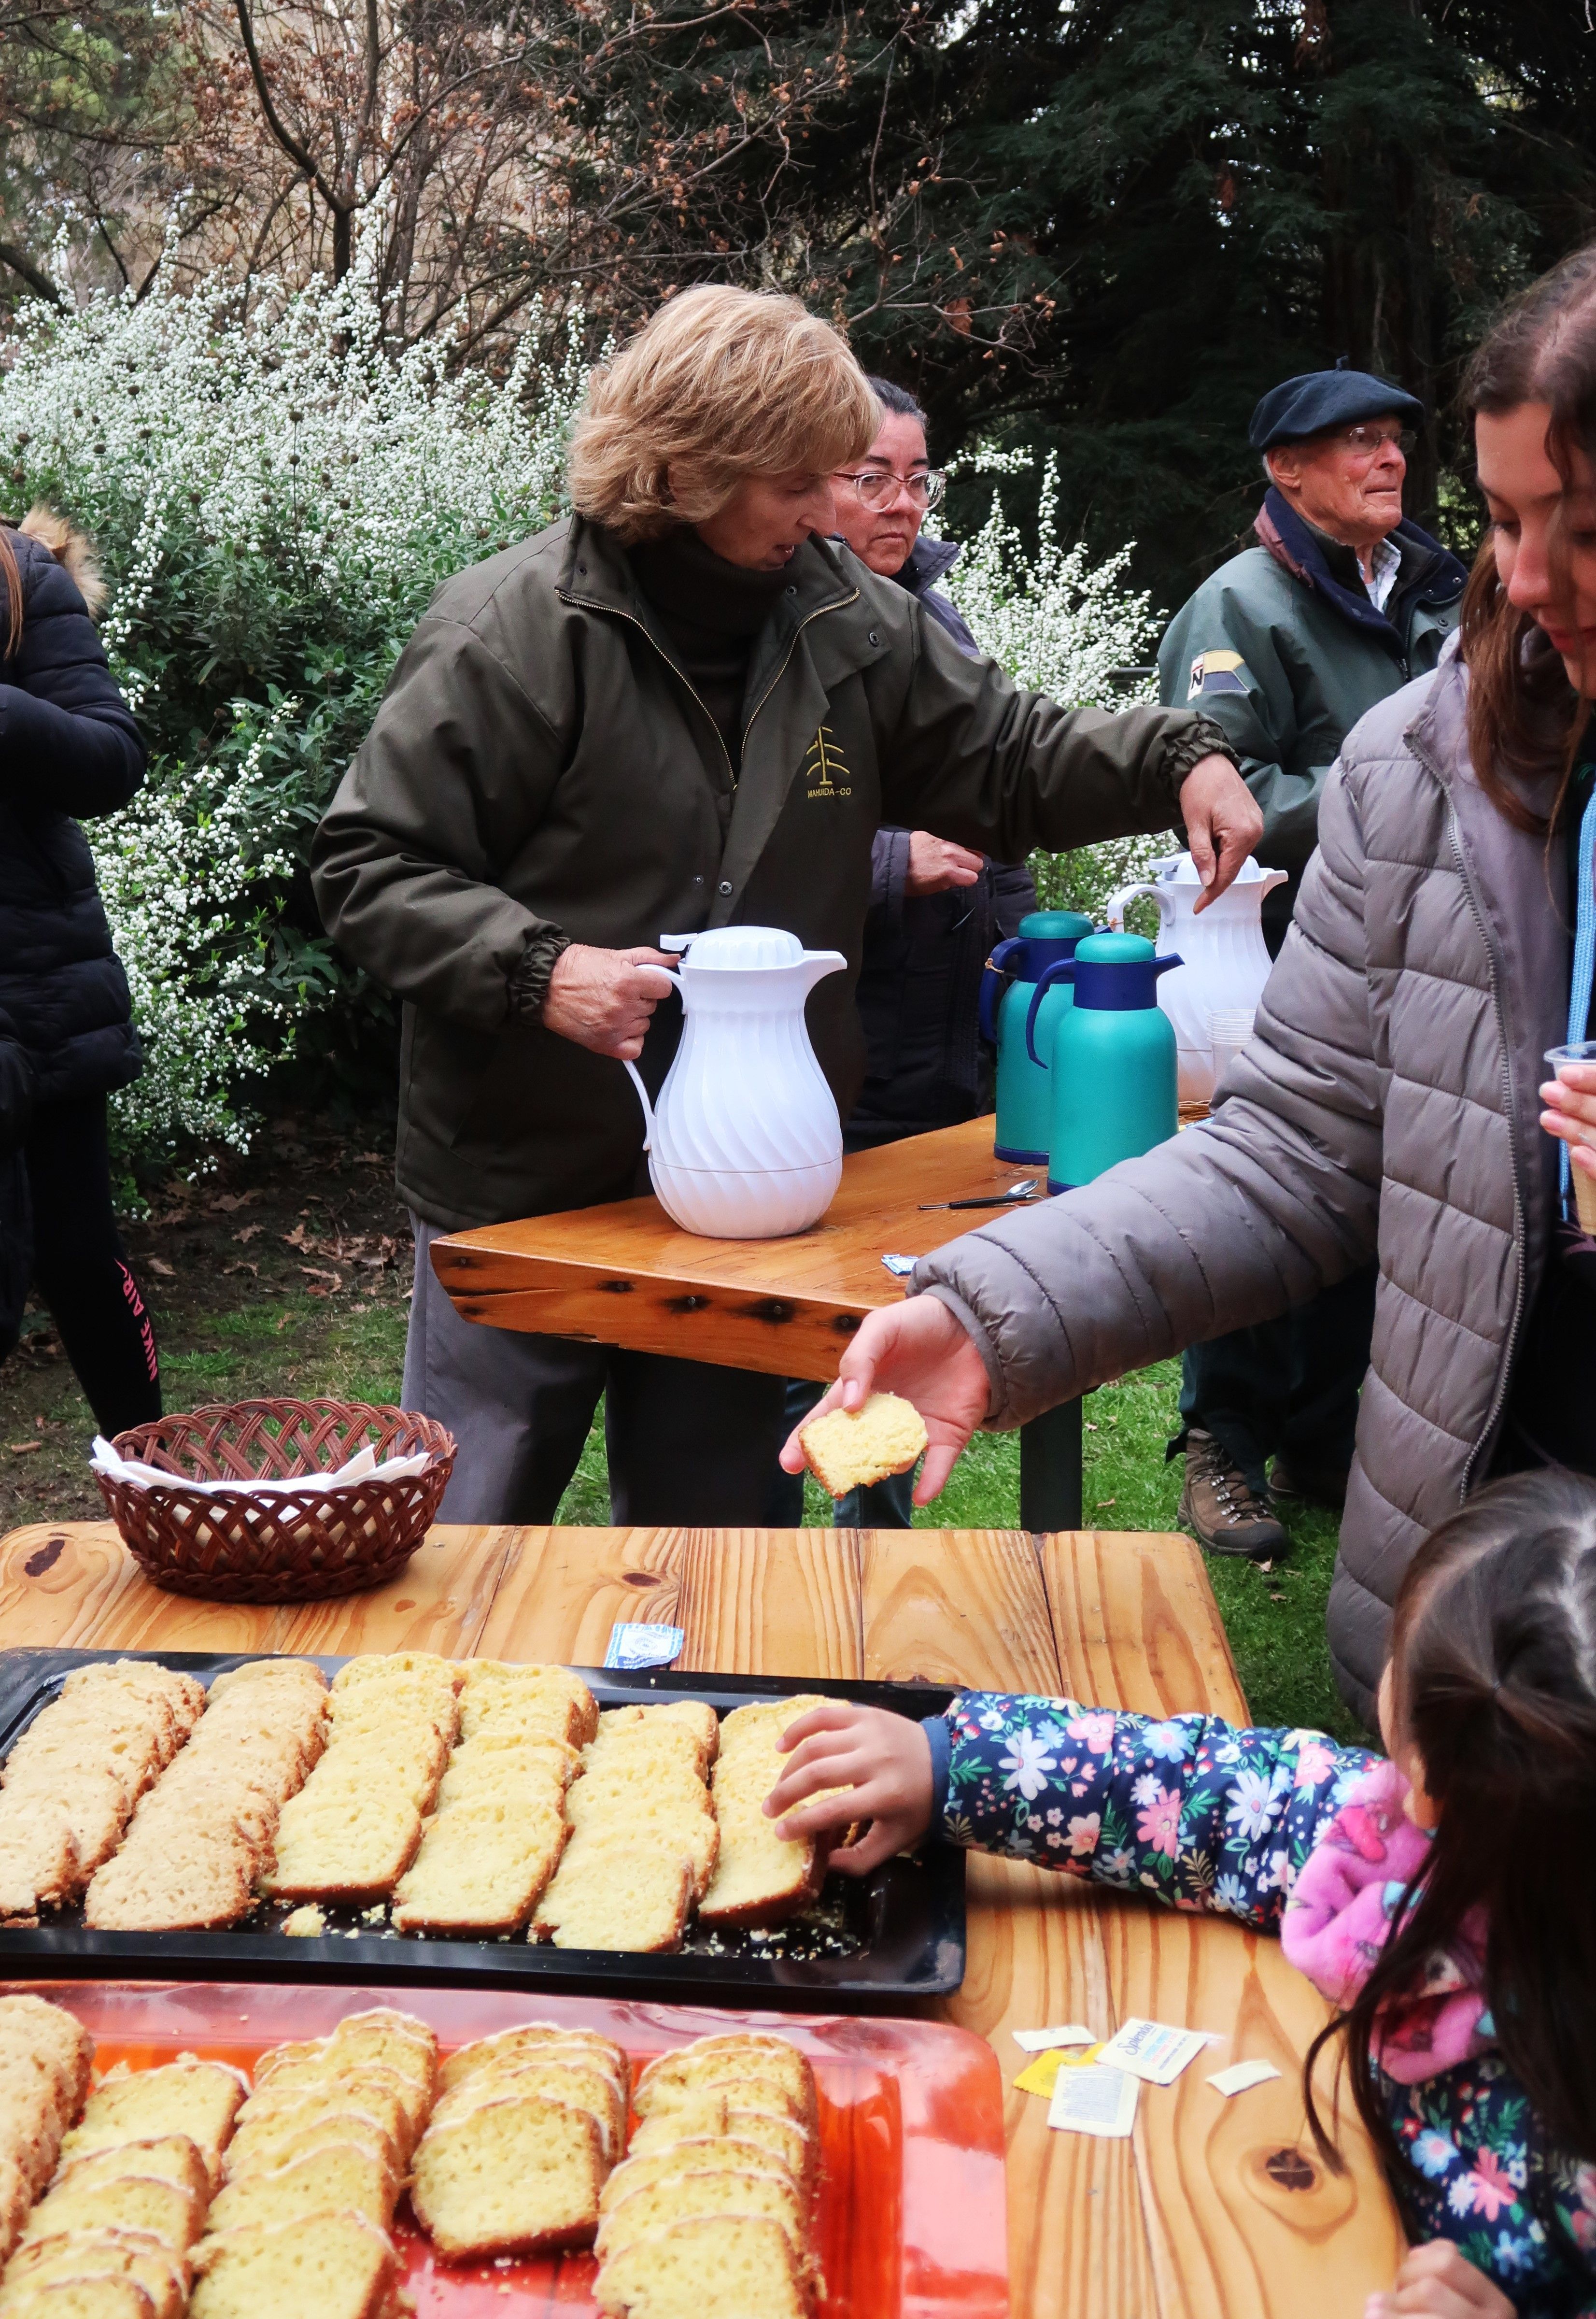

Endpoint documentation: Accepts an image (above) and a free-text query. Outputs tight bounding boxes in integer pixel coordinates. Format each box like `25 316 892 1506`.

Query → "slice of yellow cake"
797 1392 927 1497
409 2093 606 2260
188 2210 394 2319
593 2213 808 2319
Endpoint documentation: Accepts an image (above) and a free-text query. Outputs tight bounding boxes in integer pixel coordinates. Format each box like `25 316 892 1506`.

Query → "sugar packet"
1094 2018 1216 2086
603 1622 686 1671
1047 2063 1139 2139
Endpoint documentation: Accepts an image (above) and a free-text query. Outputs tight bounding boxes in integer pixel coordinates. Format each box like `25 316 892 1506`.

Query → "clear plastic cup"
1209 1007 1256 1092
1546 1041 1596 1233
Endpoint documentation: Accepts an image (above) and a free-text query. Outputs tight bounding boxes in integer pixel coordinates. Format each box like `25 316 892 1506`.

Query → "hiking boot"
1269 1455 1349 1512
1179 1431 1287 1561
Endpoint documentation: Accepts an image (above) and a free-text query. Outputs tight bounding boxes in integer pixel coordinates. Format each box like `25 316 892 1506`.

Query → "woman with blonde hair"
314 285 1258 1527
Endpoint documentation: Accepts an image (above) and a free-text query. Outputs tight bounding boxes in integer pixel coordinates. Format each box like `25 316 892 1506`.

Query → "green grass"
0 1122 1359 1747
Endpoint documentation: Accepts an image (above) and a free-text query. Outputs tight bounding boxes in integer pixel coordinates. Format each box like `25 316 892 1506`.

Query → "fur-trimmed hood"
9 503 106 619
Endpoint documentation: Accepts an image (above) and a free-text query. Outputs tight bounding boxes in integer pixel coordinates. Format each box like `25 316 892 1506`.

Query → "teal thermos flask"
1024 931 1181 1192
979 910 1095 1164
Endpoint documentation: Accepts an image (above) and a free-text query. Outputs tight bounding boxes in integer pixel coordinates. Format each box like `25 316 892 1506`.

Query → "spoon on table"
918 1179 1040 1211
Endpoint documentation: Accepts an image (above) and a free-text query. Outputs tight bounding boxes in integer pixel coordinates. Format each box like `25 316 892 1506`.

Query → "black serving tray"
0 1650 963 2010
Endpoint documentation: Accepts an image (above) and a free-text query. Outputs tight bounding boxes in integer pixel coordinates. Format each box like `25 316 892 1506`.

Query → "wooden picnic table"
0 1515 1402 2319
429 1115 1090 1528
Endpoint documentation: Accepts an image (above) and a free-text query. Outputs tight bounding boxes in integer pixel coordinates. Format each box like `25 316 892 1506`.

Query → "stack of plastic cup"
1209 1007 1256 1095
1546 1041 1596 1233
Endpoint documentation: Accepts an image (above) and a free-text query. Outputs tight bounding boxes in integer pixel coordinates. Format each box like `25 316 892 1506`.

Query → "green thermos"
979 910 1095 1164
1024 931 1181 1192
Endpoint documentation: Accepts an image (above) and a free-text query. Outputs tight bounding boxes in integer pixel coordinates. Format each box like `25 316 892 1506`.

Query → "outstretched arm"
767 1693 1375 1924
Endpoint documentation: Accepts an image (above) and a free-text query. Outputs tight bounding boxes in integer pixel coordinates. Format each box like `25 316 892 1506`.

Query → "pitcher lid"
662 926 805 970
1148 850 1277 885
1018 909 1094 939
1076 930 1155 963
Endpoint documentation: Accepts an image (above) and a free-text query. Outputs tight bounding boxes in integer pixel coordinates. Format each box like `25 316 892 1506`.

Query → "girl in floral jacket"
765 1470 1596 2319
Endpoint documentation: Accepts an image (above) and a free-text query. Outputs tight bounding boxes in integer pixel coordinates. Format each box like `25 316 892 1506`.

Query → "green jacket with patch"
312 514 1226 1228
1157 487 1466 940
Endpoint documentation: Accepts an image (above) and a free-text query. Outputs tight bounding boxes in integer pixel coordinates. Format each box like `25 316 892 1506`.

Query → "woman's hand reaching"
763 1702 936 1876
777 1295 991 1505
1365 2242 1517 2319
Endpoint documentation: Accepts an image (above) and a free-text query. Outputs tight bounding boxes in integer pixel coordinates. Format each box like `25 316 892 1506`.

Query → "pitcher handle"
979 936 1024 1047
1024 960 1076 1067
621 1060 656 1153
1104 881 1164 932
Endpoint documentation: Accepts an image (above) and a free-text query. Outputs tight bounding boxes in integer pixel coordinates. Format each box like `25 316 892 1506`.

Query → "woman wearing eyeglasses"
769 381 1039 1527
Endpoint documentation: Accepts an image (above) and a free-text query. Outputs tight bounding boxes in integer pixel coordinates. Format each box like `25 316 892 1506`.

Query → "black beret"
1249 363 1425 452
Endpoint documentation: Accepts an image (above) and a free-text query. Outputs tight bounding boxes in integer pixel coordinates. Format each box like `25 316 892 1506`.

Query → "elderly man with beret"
1157 363 1469 1563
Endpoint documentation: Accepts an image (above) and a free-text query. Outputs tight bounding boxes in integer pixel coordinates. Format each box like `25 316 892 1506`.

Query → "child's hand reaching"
1365 2242 1517 2319
763 1702 935 1876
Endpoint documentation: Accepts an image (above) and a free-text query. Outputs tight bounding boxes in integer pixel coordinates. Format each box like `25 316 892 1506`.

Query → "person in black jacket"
0 510 160 1433
0 1003 32 1368
769 380 1037 1526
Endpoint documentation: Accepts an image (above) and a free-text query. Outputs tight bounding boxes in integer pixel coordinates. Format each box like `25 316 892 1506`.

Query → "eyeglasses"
1332 424 1417 462
834 467 947 512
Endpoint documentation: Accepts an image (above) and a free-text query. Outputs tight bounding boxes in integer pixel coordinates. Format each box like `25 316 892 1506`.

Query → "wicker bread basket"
96 1398 456 1602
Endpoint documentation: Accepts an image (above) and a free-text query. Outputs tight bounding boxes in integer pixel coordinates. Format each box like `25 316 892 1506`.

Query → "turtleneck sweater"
628 527 793 777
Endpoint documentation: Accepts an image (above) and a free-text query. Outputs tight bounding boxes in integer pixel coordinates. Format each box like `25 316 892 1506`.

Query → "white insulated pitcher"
622 925 848 1238
1105 852 1288 1103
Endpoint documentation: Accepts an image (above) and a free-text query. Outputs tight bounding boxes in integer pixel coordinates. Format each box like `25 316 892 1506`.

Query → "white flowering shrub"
0 232 586 1158
943 455 1171 924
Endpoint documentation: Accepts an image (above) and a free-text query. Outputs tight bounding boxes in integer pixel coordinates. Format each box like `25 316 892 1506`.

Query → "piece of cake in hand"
797 1393 927 1498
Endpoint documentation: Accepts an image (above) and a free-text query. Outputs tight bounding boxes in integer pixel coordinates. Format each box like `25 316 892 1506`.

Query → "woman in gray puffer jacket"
782 245 1596 1731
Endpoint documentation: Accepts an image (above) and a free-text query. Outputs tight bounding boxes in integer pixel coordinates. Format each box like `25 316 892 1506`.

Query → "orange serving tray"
9 1980 1008 2319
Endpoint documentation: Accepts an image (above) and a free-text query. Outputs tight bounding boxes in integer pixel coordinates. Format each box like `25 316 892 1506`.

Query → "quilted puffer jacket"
0 514 147 1104
915 648 1567 1723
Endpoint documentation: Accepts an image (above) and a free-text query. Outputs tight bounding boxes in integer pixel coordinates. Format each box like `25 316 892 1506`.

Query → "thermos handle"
1024 960 1076 1067
978 937 1024 1047
1104 881 1166 933
621 1062 655 1152
619 968 683 1154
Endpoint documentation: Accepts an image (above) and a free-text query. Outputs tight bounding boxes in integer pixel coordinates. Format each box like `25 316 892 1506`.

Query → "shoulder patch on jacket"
1187 649 1250 701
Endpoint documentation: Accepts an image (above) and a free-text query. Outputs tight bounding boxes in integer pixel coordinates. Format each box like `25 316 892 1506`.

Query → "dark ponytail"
1306 1470 1596 2183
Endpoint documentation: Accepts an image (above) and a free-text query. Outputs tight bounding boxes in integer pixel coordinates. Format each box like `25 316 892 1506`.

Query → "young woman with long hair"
778 241 1596 1733
0 508 159 1434
764 1470 1596 2319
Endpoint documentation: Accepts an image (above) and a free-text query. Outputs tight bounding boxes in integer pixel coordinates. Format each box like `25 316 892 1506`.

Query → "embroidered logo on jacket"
1187 649 1250 701
805 725 851 798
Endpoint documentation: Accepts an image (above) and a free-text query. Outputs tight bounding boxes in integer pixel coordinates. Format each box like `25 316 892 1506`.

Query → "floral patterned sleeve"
938 1692 1378 1931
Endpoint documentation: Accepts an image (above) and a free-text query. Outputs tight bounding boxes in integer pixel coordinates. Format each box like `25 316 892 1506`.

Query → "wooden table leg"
1019 1397 1083 1531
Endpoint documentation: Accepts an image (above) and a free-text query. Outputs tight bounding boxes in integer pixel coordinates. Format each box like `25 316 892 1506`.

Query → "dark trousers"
1174 1264 1378 1498
21 1093 161 1436
764 1376 915 1529
405 1217 787 1525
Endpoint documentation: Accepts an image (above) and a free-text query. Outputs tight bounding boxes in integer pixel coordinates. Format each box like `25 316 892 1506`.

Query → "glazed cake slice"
409 2093 607 2260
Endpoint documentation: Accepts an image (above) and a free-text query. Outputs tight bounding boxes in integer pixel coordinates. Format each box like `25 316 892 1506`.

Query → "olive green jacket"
1158 490 1466 939
311 515 1225 1228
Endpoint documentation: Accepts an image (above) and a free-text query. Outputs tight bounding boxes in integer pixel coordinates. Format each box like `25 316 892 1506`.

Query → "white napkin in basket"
90 1437 433 1497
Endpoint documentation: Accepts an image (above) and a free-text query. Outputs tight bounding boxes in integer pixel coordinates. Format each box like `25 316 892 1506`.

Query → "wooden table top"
431 1115 1020 1380
0 1517 1402 2318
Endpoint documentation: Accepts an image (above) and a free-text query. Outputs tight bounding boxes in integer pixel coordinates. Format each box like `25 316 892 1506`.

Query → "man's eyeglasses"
1333 424 1416 462
835 467 948 512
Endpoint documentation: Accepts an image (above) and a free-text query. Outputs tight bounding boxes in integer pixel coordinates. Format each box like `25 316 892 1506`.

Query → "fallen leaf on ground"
1093 1498 1116 1510
354 1152 384 1165
223 1261 259 1278
300 1266 343 1293
282 1223 311 1250
234 1224 262 1244
7 1441 43 1455
147 1257 175 1278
